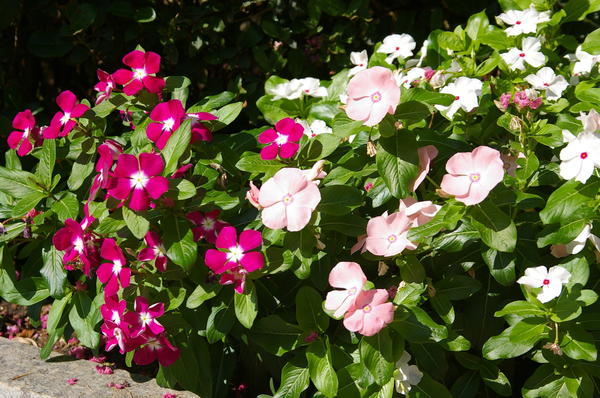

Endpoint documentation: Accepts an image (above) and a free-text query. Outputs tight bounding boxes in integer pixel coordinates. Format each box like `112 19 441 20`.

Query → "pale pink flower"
113 50 165 95
258 168 321 231
440 146 505 205
364 211 416 257
325 262 367 318
410 145 438 191
345 66 400 127
246 181 262 209
400 198 441 227
343 289 394 336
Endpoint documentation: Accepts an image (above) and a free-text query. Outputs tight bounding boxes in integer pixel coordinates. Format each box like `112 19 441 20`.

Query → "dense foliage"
4 0 600 397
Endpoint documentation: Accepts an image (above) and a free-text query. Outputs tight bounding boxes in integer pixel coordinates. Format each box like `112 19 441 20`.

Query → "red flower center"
395 46 400 51
543 279 550 285
516 20 522 25
581 152 588 159
519 53 526 57
454 95 460 101
543 83 550 87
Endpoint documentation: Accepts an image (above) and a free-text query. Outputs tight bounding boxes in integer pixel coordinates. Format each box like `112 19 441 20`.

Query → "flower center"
543 279 550 285
130 171 149 190
163 117 175 131
133 68 147 80
470 173 481 182
275 132 288 146
147 338 162 350
60 112 71 125
543 82 550 87
363 305 371 313
371 91 382 103
516 20 521 25
112 310 121 324
227 245 245 263
454 95 460 101
112 259 122 275
581 152 588 159
348 287 357 295
395 46 400 51
282 193 294 205
519 53 526 57
201 218 215 230
73 237 84 253
387 234 397 242
154 244 166 257
140 312 152 325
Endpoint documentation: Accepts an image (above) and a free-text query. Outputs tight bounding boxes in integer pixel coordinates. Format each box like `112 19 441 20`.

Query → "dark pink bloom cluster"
7 110 41 156
186 210 228 243
94 69 115 105
258 118 303 160
52 216 100 276
113 50 165 96
43 91 89 139
138 231 168 272
499 90 542 110
204 226 265 293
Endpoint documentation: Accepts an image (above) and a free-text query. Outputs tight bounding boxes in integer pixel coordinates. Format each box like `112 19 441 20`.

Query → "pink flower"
440 146 505 205
133 334 180 367
364 182 374 191
258 168 321 231
186 112 217 143
514 90 542 110
171 164 193 178
67 378 78 385
147 100 186 149
163 394 177 398
138 231 168 271
52 217 97 275
364 211 416 257
186 210 227 243
100 296 127 326
500 93 512 109
325 262 367 318
246 181 262 209
343 289 394 336
108 153 169 211
345 66 400 127
97 238 131 296
410 145 439 191
400 198 441 227
94 69 115 104
124 296 165 337
43 91 89 139
8 109 36 156
90 355 107 363
204 226 264 276
258 118 303 160
87 140 124 206
113 50 165 95
218 266 248 294
95 365 114 375
101 321 129 354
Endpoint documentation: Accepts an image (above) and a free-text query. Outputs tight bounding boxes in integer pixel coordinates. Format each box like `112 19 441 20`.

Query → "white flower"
578 109 600 133
417 39 429 67
497 6 550 36
298 78 328 98
297 119 332 138
377 34 416 64
394 68 426 88
268 79 304 100
500 37 545 71
394 352 423 395
429 70 448 89
565 45 600 76
349 50 368 76
517 266 571 303
551 224 593 258
435 77 483 119
524 67 569 101
559 130 600 183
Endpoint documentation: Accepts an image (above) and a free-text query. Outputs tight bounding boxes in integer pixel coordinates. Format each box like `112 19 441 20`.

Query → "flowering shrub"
3 2 600 397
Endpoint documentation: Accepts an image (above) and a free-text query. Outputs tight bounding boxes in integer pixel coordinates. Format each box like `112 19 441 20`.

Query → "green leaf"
561 327 597 361
410 373 453 398
582 28 600 54
163 215 197 271
317 185 363 215
206 301 235 343
67 161 95 191
12 191 46 218
306 339 338 397
408 201 466 242
540 180 599 225
234 280 258 328
162 119 192 176
50 192 79 222
251 315 302 356
395 307 448 342
122 206 150 239
236 153 286 175
451 371 480 398
68 292 101 349
41 245 67 297
479 29 510 50
469 200 517 252
274 360 310 398
480 361 512 396
483 318 549 360
360 329 395 386
438 31 465 51
46 293 72 335
186 283 221 309
435 275 481 300
430 294 455 324
465 10 489 40
400 88 454 106
522 364 594 398
212 102 243 131
537 219 589 247
190 91 235 112
0 167 40 199
376 133 419 199
394 101 431 124
0 248 50 305
37 138 55 187
494 301 545 318
332 113 365 138
296 286 329 332
318 214 367 236
482 249 516 286
176 179 197 200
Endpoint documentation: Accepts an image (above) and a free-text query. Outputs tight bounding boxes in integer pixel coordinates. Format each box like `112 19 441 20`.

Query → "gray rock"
0 337 198 398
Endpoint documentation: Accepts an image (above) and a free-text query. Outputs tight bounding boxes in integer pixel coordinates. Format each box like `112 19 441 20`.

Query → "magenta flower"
138 231 168 272
258 168 321 231
53 217 97 275
204 227 264 293
440 146 505 205
258 118 303 160
364 211 416 257
186 210 227 243
345 66 400 127
113 50 165 96
325 262 367 318
133 334 180 367
94 69 115 105
218 266 249 294
108 152 169 211
186 112 217 143
124 296 165 337
147 100 186 149
100 296 127 326
87 140 124 206
8 110 36 156
410 145 439 191
43 91 89 139
101 321 129 354
343 289 394 336
97 238 131 296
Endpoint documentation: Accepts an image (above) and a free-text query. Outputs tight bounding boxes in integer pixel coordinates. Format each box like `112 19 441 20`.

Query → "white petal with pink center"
559 130 600 183
517 265 571 303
